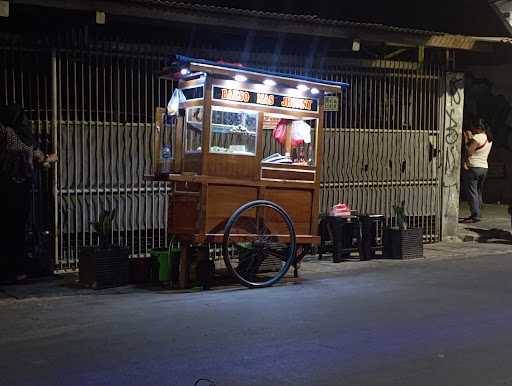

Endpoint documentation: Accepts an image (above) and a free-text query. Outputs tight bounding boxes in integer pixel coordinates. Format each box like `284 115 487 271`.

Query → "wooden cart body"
150 56 348 245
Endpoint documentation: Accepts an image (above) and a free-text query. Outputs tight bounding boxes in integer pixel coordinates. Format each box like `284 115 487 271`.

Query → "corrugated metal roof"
126 0 449 37
14 0 512 51
112 0 512 51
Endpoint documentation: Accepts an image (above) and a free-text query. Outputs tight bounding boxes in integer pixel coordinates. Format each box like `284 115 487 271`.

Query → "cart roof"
174 55 349 93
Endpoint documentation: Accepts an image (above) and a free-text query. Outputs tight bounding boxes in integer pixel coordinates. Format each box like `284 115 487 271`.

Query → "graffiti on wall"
442 73 464 238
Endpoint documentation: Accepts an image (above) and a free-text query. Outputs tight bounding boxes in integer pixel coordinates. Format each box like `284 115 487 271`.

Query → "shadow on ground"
464 227 512 244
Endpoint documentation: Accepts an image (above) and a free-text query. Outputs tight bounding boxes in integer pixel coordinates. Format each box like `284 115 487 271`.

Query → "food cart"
148 55 348 288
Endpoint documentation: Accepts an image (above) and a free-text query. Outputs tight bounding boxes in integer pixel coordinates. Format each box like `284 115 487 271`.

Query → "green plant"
92 209 116 247
393 201 407 230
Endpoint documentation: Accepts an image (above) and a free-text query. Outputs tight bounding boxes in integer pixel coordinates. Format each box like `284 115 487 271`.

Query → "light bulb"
234 74 248 82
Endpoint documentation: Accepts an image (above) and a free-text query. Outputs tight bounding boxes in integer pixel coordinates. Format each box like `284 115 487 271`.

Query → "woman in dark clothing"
0 105 57 283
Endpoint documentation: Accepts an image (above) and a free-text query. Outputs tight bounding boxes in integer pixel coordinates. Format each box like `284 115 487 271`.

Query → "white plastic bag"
291 120 312 147
167 88 187 115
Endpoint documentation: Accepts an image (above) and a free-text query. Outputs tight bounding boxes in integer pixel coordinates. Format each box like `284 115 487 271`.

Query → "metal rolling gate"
1 45 444 271
52 48 174 270
320 62 443 244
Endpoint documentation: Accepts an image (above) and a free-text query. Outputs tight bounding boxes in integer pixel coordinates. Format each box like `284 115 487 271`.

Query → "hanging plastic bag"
291 121 304 148
272 119 289 145
291 120 312 148
167 88 187 116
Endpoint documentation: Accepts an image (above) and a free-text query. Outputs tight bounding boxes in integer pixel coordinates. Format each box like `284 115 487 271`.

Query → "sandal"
460 217 481 224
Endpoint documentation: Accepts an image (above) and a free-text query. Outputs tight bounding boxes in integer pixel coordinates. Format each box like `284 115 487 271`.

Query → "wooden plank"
261 168 315 182
205 184 258 233
312 94 325 237
183 152 201 174
206 152 260 181
261 163 316 171
180 99 205 108
178 77 206 89
200 234 320 244
256 111 265 169
201 76 213 177
154 107 165 175
168 194 200 235
265 188 314 235
145 173 320 190
174 114 183 173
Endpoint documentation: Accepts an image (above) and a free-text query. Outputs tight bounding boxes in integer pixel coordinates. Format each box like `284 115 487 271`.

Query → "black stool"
319 215 364 263
359 214 386 259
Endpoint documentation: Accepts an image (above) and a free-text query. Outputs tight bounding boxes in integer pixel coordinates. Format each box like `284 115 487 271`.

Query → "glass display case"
185 106 203 153
210 107 257 155
154 107 177 175
262 113 318 167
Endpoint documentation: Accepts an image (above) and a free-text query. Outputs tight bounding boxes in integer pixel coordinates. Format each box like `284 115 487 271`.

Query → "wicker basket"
79 246 130 289
383 228 423 259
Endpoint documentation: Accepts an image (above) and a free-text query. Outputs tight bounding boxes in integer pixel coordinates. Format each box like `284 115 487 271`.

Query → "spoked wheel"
222 200 297 288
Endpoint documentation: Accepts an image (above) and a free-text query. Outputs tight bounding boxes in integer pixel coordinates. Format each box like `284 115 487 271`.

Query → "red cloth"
331 204 351 216
272 119 289 145
272 119 306 148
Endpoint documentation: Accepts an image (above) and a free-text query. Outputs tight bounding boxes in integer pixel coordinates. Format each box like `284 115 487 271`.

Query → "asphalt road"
2 254 512 386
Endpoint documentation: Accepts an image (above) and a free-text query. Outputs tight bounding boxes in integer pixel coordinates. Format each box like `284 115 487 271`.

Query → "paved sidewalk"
299 240 512 277
300 202 512 277
3 237 512 301
458 202 512 242
2 203 511 301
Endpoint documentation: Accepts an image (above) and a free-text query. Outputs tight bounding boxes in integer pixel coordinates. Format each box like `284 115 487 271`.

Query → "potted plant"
383 201 423 259
79 209 130 289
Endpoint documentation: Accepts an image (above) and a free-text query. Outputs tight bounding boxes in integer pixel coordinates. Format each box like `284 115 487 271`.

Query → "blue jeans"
463 167 487 220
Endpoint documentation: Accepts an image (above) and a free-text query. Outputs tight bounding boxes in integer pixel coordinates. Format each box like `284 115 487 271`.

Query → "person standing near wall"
460 118 493 224
0 105 57 283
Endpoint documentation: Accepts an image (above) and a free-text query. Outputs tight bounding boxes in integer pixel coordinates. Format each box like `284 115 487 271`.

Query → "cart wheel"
222 200 297 288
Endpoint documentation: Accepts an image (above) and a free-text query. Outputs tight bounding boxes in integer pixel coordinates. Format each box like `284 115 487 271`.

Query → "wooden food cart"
148 55 348 288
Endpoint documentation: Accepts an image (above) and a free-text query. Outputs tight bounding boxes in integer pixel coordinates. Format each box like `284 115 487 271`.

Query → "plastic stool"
319 215 363 262
359 214 386 260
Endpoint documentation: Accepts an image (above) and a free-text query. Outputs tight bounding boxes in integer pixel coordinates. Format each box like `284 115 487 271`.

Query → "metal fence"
1 40 444 271
321 63 443 243
53 49 175 269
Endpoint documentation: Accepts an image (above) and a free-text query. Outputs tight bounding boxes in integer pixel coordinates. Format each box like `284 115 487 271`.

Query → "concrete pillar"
0 1 9 18
441 72 464 240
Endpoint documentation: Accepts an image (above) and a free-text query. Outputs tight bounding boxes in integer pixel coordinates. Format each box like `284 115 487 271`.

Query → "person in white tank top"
461 119 492 223
467 132 492 168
